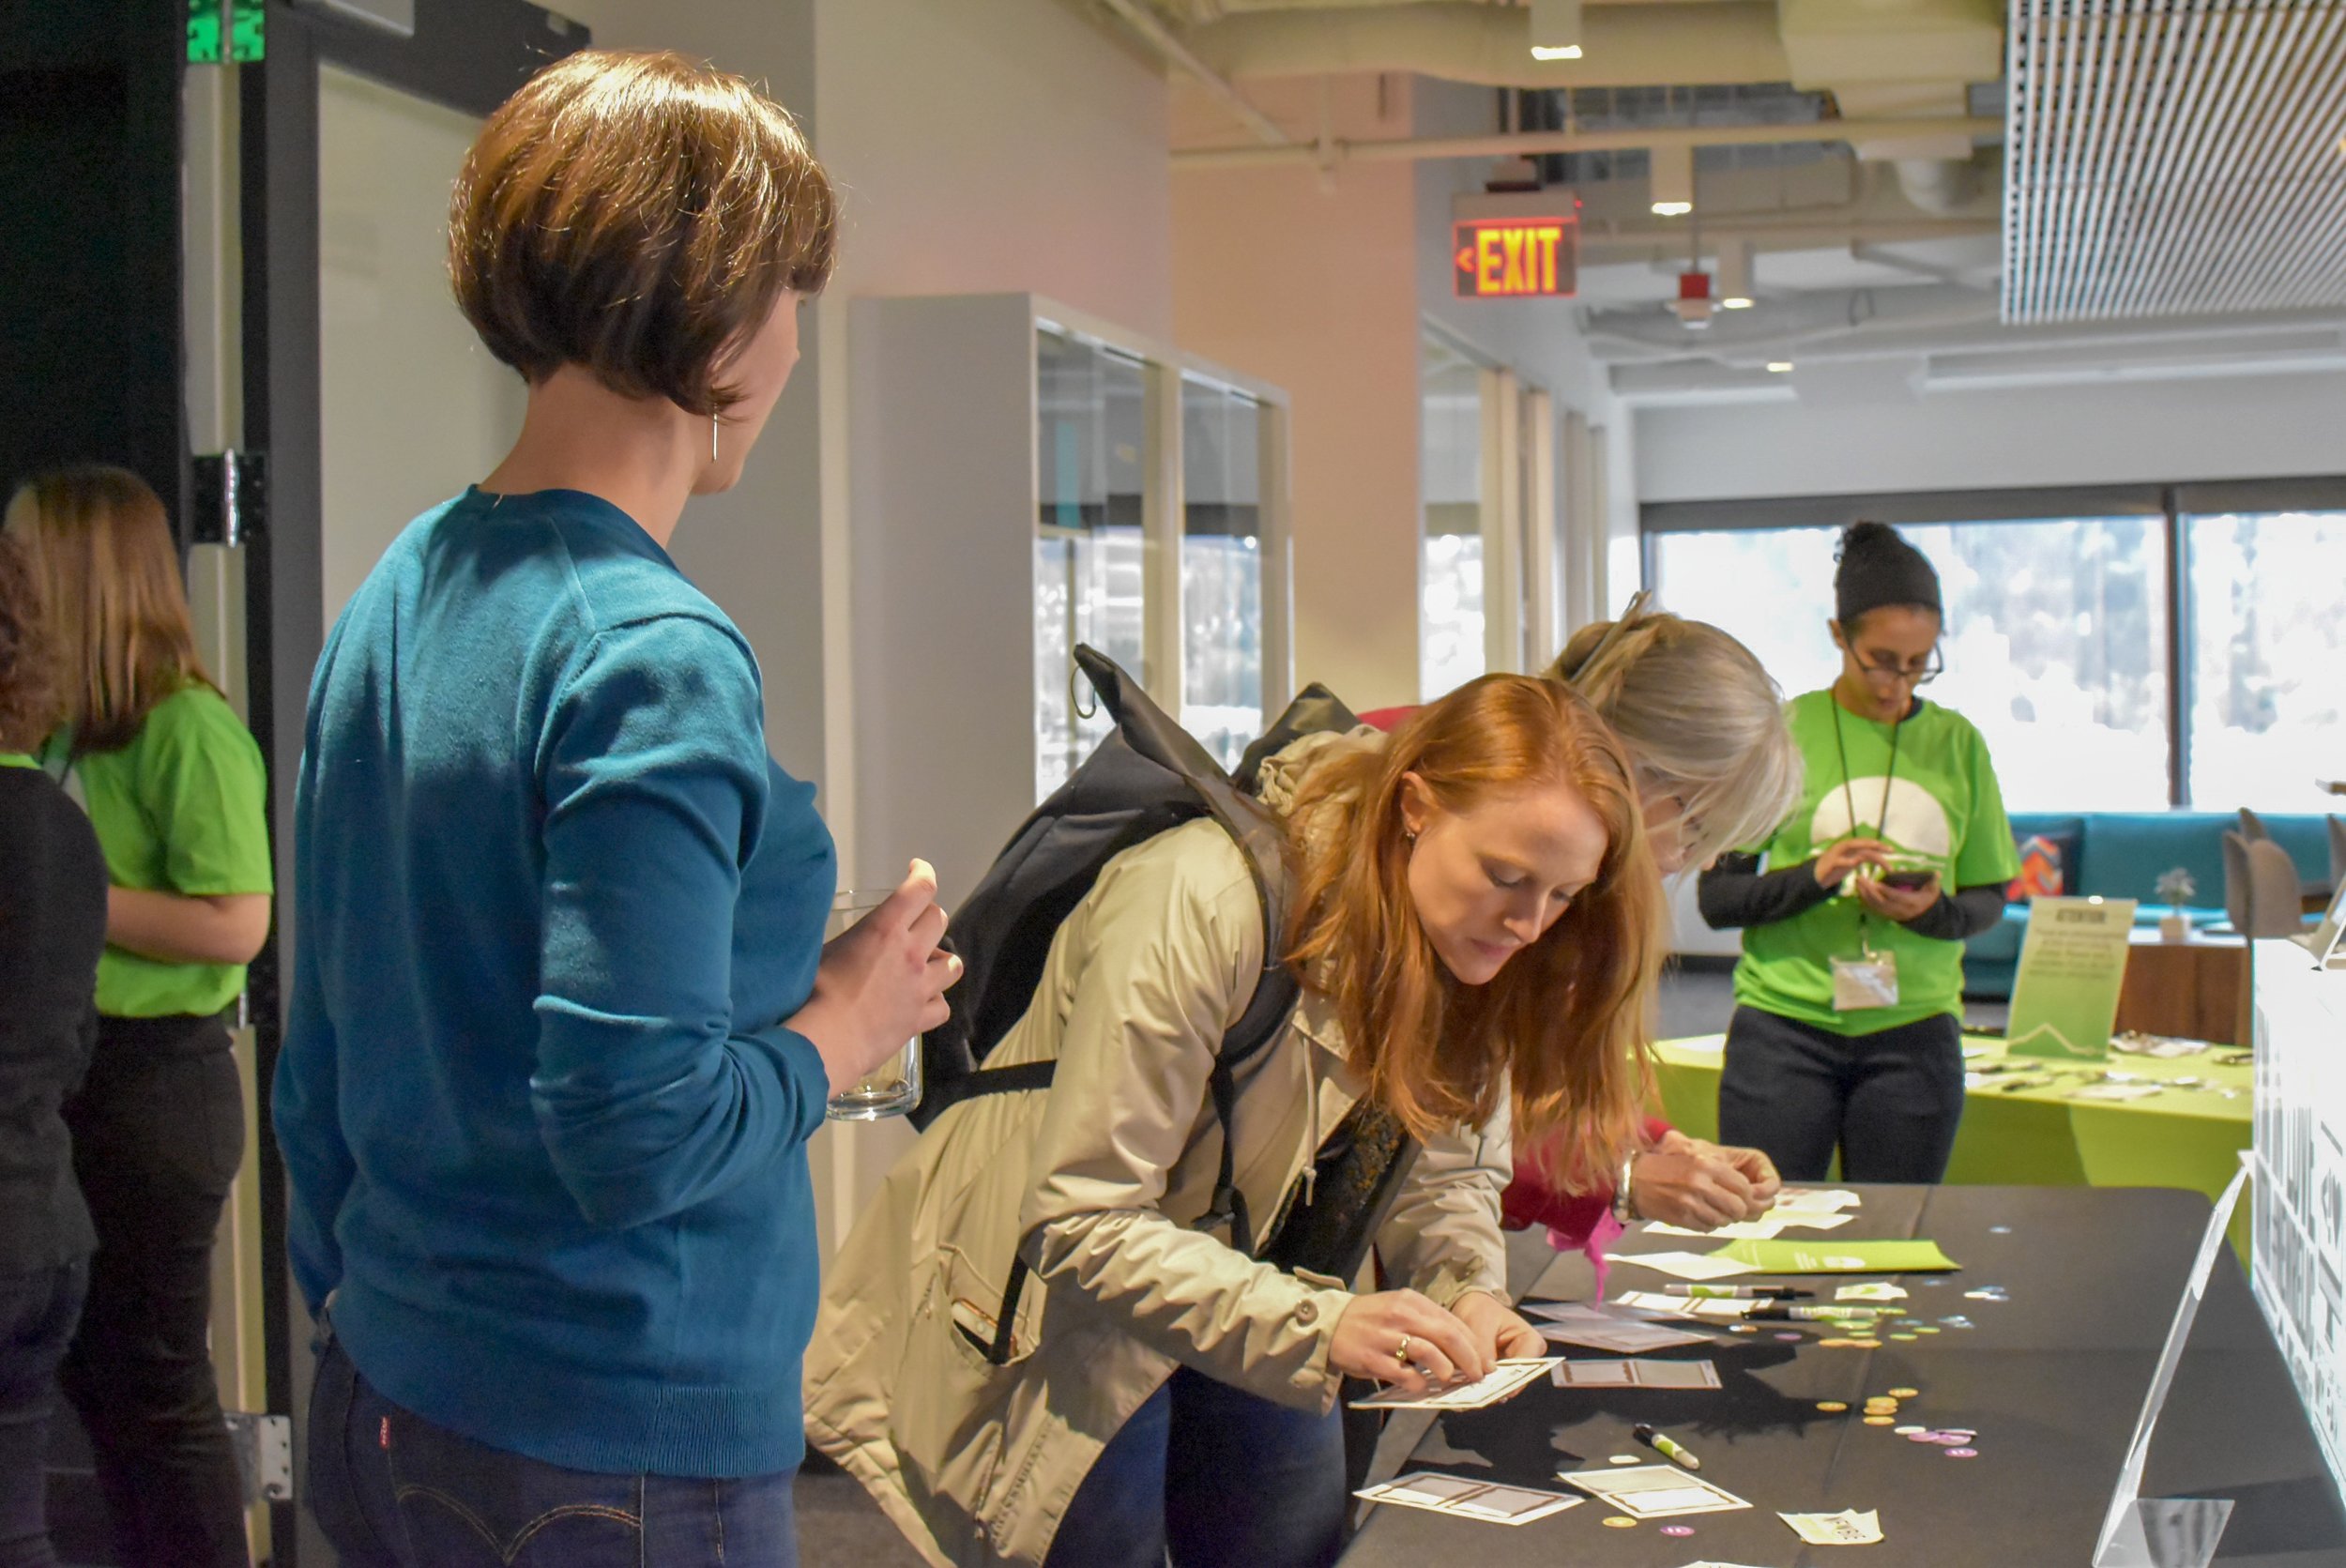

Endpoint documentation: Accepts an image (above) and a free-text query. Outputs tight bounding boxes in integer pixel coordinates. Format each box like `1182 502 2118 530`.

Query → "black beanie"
1835 521 1942 625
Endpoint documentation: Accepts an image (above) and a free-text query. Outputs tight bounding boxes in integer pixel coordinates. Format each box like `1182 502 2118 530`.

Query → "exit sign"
1453 218 1577 300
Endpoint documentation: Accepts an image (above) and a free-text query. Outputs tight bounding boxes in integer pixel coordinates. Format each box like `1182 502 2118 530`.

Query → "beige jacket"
803 769 1512 1568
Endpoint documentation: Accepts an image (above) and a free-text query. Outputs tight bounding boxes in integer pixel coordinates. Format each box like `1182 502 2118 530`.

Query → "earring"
1404 828 1419 845
711 413 721 463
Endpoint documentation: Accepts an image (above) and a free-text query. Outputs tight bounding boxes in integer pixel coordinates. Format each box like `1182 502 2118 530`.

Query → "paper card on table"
1614 1290 1750 1320
1607 1250 1760 1282
1551 1357 1721 1390
1355 1472 1585 1527
1773 1187 1862 1212
1773 1211 1855 1232
2068 1082 2165 1102
1780 1509 1885 1545
1714 1239 1959 1275
1530 1304 1714 1352
1559 1464 1751 1518
1350 1359 1560 1410
1646 1218 1791 1241
1836 1282 1909 1302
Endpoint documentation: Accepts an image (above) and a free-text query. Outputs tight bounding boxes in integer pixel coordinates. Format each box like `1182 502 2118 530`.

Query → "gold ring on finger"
1394 1334 1413 1367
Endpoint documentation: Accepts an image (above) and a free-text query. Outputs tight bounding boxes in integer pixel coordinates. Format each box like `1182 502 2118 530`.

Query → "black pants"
0 1261 88 1568
1717 1006 1965 1183
59 1017 250 1568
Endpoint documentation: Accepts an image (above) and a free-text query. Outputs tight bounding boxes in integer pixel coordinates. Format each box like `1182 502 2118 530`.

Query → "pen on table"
1634 1423 1700 1471
1747 1303 1881 1322
1666 1285 1811 1301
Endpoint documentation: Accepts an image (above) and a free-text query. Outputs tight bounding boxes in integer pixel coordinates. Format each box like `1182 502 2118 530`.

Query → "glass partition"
1035 327 1147 801
1181 374 1265 774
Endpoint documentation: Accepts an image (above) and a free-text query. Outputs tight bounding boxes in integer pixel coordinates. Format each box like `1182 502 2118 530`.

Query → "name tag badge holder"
1832 944 1899 1012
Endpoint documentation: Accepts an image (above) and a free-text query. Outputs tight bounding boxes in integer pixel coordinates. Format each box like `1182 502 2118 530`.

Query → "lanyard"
1830 697 1905 951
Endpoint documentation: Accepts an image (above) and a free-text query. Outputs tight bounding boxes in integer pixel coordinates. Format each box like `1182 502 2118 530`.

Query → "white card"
1559 1463 1751 1518
1836 1282 1910 1302
2069 1082 2164 1102
1607 1250 1759 1282
1552 1358 1721 1390
1614 1290 1751 1321
1774 1211 1855 1231
1528 1303 1714 1352
1773 1187 1863 1212
1350 1358 1560 1411
1781 1508 1885 1545
1356 1472 1584 1527
1646 1218 1791 1241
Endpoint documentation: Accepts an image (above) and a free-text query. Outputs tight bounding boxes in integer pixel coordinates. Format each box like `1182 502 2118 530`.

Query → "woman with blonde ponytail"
1363 605 1805 1241
806 675 1667 1568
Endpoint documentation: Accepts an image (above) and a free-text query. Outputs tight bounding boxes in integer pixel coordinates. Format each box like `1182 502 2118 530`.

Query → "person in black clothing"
0 533 108 1568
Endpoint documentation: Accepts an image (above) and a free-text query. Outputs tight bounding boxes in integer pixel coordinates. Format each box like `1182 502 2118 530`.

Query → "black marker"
1634 1423 1701 1471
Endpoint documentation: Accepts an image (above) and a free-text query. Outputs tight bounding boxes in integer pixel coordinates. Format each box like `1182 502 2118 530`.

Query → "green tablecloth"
1653 1032 2254 1255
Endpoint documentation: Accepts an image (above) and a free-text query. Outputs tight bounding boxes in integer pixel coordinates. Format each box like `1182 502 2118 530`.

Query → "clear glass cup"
824 891 924 1121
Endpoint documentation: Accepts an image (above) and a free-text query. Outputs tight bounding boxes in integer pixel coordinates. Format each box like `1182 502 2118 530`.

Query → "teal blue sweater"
277 488 836 1478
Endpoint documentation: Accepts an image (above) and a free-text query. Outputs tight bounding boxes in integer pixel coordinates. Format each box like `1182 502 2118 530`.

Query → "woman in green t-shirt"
1697 523 2017 1182
7 466 270 1568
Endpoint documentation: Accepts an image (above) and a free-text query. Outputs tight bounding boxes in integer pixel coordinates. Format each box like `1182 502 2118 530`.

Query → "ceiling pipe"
1175 114 2001 169
1181 1 1794 85
1094 0 1292 145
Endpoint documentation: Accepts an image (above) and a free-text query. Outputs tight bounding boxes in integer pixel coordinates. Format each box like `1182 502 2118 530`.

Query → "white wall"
1637 367 2346 502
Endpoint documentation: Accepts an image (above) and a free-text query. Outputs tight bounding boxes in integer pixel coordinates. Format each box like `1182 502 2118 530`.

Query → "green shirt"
54 685 274 1019
1732 689 2018 1034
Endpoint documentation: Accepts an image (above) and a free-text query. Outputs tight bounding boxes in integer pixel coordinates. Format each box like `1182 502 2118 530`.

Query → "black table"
1341 1186 2346 1567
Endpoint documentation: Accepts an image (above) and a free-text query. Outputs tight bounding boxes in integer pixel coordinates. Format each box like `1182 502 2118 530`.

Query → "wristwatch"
1611 1151 1638 1225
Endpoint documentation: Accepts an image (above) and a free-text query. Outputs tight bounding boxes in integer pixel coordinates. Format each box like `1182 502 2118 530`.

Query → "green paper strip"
1714 1239 1960 1274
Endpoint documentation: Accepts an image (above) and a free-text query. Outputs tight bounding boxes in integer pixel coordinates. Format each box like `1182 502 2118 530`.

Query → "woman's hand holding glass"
789 859 960 1096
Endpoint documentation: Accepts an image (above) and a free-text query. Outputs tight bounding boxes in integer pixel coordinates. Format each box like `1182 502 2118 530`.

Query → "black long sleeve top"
0 766 107 1271
1699 852 2008 942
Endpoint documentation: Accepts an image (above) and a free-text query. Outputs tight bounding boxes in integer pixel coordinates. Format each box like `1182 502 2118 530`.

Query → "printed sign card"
2006 895 2137 1059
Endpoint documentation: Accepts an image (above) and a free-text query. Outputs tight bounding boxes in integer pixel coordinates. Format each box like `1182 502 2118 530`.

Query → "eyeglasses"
1854 647 1943 687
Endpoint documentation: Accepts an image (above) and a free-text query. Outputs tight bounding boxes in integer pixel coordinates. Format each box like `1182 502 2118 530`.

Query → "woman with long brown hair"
805 674 1668 1568
5 465 270 1568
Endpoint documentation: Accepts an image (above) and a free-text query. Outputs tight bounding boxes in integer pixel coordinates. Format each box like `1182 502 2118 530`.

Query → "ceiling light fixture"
1718 240 1756 309
1530 0 1584 61
1767 361 1794 373
1649 144 1694 217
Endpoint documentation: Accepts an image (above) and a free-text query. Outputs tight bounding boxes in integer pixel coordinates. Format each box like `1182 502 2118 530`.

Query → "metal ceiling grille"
2003 0 2346 323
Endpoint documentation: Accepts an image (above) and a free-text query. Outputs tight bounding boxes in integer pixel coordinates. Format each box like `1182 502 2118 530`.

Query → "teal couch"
1961 811 2334 997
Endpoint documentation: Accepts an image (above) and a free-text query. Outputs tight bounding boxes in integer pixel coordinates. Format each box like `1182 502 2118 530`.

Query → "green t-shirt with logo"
1732 689 2018 1035
54 685 274 1019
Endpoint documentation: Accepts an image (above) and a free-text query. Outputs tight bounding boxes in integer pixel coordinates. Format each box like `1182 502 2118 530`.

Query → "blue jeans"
307 1329 799 1566
1043 1366 1346 1568
0 1261 88 1568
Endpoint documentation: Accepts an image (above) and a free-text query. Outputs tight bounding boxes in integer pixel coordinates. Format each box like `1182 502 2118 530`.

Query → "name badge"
1831 951 1899 1012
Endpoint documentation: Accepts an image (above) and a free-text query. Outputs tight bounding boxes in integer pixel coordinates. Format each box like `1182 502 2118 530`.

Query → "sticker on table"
1354 1472 1584 1527
1607 1251 1761 1282
1836 1282 1909 1302
1558 1464 1752 1519
1350 1359 1559 1410
1780 1508 1885 1545
1551 1358 1721 1390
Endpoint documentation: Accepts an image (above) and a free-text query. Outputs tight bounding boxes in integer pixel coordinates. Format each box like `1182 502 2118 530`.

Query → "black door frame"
237 4 586 1557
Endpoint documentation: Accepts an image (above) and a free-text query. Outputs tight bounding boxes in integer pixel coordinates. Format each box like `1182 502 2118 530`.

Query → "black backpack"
914 646 1355 1358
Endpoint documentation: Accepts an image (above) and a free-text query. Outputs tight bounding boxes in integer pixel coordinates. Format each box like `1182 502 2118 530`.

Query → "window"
1652 516 2171 811
1181 375 1264 775
2185 508 2346 810
1034 327 1146 802
1034 322 1289 802
1421 339 1485 700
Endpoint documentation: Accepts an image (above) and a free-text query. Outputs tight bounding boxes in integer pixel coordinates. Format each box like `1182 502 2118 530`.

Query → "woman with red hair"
808 675 1668 1568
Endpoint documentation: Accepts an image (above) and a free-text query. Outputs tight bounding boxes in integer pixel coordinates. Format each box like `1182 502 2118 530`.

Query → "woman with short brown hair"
274 50 952 1568
807 675 1668 1568
6 464 270 1568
